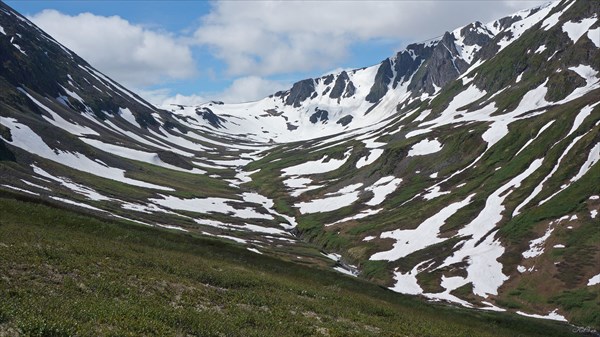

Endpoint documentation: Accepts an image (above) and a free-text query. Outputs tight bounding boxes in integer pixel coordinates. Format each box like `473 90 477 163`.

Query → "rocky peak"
329 71 350 99
392 43 434 89
408 32 469 94
285 79 315 108
460 21 494 46
365 58 394 103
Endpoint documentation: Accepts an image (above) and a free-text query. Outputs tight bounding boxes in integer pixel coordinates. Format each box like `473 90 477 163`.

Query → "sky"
7 0 548 106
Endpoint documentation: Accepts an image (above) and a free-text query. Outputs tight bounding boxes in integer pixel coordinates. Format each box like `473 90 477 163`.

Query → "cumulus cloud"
140 76 289 106
215 76 289 103
28 10 196 88
194 0 547 76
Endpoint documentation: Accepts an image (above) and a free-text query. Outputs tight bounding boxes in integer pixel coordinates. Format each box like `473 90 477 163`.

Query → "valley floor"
0 194 580 337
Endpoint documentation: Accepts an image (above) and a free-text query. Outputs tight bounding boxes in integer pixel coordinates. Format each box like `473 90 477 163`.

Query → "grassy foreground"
0 196 580 336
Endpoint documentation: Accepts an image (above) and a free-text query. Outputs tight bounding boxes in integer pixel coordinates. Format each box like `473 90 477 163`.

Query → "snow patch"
562 17 598 44
588 273 600 286
365 177 402 206
516 309 567 322
371 194 474 261
407 138 443 157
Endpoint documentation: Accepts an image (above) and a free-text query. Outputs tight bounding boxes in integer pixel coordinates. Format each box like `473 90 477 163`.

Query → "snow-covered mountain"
162 0 596 144
1 0 599 328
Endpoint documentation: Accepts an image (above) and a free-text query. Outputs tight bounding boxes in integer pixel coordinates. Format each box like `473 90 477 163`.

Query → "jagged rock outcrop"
366 59 394 103
409 32 469 94
285 79 315 107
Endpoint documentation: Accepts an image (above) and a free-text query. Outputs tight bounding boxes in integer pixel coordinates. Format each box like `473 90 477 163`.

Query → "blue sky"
6 0 546 105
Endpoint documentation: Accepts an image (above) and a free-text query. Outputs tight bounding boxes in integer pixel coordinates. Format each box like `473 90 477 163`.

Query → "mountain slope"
0 0 599 331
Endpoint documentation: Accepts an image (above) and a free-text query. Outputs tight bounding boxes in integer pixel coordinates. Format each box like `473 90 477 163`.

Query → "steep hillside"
0 0 599 333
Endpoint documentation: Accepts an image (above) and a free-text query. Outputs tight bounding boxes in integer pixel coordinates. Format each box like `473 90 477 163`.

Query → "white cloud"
193 0 548 77
215 76 289 103
28 10 196 88
160 93 209 107
140 76 289 106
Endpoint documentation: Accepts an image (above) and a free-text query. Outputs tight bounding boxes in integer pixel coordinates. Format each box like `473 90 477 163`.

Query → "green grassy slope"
0 196 580 337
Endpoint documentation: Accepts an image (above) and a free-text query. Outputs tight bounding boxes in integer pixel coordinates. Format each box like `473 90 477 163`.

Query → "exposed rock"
329 71 349 99
409 32 469 94
195 107 225 128
392 44 434 89
364 101 380 115
285 79 315 108
366 59 394 103
493 15 523 32
336 115 353 126
323 74 334 85
460 22 493 46
344 81 356 98
309 108 329 124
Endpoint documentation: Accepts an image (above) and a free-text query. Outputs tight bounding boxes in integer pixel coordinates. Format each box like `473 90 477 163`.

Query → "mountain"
0 0 599 334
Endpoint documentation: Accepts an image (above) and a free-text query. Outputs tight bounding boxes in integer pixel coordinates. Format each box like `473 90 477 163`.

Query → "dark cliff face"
409 32 469 95
365 58 394 103
0 2 160 128
309 108 329 124
285 79 315 108
329 71 349 99
392 43 434 89
196 107 225 128
461 22 493 46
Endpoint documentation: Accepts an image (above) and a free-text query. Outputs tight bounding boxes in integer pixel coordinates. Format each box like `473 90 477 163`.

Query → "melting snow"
534 45 546 54
569 142 600 182
514 120 555 157
283 176 322 197
150 195 273 220
562 17 598 44
365 177 402 206
371 194 474 261
81 138 206 174
540 141 600 204
1 184 38 196
50 196 103 212
32 166 111 201
515 72 524 83
356 148 384 168
295 183 361 214
17 88 98 136
282 150 350 176
422 186 450 200
247 247 263 255
333 266 357 277
516 309 567 322
1 118 172 191
407 138 443 157
390 262 425 295
588 273 600 286
588 27 600 48
326 208 382 227
119 107 141 128
437 158 544 298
